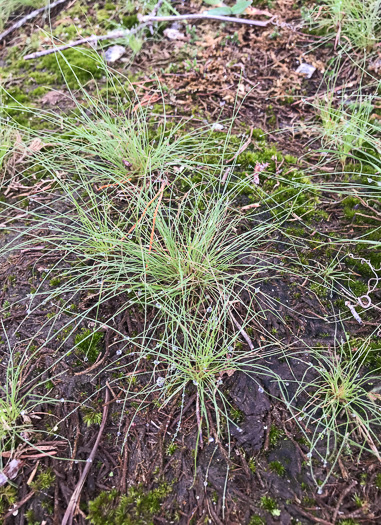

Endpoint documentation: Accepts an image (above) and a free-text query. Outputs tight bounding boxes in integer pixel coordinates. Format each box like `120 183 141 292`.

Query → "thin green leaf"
231 0 252 15
206 6 232 15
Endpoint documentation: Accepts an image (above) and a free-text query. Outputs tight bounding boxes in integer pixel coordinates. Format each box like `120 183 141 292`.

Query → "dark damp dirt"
1 1 381 524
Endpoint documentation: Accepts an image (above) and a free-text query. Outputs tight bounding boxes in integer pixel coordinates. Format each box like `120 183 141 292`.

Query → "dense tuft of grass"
302 0 381 51
281 335 381 489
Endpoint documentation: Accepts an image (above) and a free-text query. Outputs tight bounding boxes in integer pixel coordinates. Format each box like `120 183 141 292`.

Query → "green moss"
24 509 39 524
166 443 177 456
231 143 319 218
230 406 244 423
268 461 286 476
82 408 103 426
30 468 55 491
74 328 103 363
88 483 172 525
248 457 256 473
40 49 103 89
310 281 329 299
49 277 62 287
28 71 58 85
29 86 49 98
121 14 139 29
260 496 280 517
0 485 17 516
7 87 29 104
96 9 112 24
249 516 265 525
269 425 284 448
67 2 89 17
53 23 80 40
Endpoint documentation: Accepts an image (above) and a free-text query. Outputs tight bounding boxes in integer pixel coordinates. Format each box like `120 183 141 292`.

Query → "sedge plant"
280 335 381 490
0 55 317 347
302 0 381 51
0 324 60 463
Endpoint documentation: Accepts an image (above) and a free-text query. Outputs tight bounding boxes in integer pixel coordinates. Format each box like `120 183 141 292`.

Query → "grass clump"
315 94 374 168
302 0 381 51
128 297 280 440
282 335 381 489
0 331 56 457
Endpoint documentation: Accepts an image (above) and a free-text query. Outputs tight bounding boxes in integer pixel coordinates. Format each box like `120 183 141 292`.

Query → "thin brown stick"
62 388 110 525
122 186 164 240
225 127 253 163
23 26 144 60
148 180 166 255
229 311 255 352
196 390 204 448
0 0 68 43
296 507 334 525
97 177 131 191
3 490 35 519
332 480 357 524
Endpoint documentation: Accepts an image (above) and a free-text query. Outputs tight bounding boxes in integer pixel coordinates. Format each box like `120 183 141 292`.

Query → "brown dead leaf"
220 369 236 378
241 203 260 211
28 138 55 153
41 90 66 105
0 459 23 487
53 17 74 28
196 34 223 48
246 7 273 17
368 391 381 402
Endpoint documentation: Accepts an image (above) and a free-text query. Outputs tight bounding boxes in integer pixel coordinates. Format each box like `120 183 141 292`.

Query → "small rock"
104 45 126 63
163 27 186 41
296 63 316 79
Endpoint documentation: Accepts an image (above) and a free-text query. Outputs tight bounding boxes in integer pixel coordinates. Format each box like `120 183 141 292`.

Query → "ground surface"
0 1 381 524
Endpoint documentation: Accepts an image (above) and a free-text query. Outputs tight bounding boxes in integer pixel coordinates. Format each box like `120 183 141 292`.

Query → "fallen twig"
23 27 142 60
140 13 274 27
221 167 232 184
241 202 260 211
332 480 358 524
229 312 255 352
196 390 203 448
148 179 167 255
226 127 253 163
23 12 272 60
62 387 110 525
0 0 68 43
3 490 35 520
